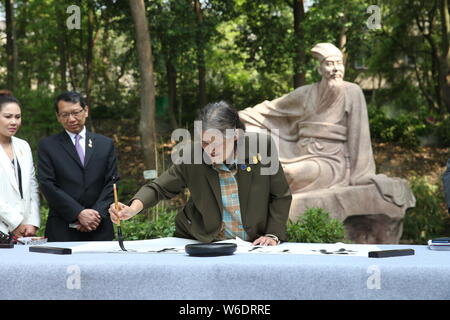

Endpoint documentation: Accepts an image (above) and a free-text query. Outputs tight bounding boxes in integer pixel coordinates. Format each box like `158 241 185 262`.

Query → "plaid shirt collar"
212 156 237 172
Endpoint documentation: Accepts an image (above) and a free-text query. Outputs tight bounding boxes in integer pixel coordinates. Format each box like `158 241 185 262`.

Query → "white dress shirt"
65 126 86 155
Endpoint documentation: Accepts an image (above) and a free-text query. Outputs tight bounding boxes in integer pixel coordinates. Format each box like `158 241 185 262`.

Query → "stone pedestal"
289 185 413 244
343 214 404 244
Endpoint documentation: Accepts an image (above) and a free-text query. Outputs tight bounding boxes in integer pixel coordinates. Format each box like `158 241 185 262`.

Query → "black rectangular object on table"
431 237 450 243
368 249 414 258
29 246 72 255
0 243 14 248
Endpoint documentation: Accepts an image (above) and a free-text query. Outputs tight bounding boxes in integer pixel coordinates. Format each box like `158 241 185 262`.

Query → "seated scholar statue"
239 43 415 243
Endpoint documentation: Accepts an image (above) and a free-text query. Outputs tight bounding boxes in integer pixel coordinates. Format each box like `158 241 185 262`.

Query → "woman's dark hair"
54 91 86 113
197 101 245 133
0 90 21 111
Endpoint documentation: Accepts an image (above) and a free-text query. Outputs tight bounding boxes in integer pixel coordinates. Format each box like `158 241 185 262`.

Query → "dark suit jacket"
444 158 450 214
132 133 292 243
38 130 119 241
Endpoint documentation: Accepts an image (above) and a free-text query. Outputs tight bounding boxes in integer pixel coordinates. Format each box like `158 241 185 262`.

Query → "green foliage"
116 176 141 202
304 0 368 82
117 208 177 241
368 104 427 148
208 18 292 110
36 203 177 241
235 0 294 76
401 176 449 244
15 89 60 153
1 0 448 143
287 207 346 243
433 115 450 147
36 205 49 237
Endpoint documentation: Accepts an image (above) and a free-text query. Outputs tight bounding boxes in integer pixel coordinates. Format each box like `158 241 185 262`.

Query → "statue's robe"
239 81 415 212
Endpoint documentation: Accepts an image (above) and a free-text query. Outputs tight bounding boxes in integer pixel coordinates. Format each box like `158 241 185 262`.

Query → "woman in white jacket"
0 90 40 237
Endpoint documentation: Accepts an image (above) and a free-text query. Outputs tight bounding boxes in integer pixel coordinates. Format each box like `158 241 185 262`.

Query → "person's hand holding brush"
109 199 143 224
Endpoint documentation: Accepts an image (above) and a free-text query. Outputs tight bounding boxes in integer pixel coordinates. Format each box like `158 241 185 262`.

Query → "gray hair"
196 101 245 134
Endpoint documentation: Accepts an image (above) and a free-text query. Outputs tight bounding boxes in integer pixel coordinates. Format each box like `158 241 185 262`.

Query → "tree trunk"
338 28 347 60
166 59 179 129
158 7 179 130
85 2 95 107
16 0 28 89
56 5 68 92
101 15 112 85
414 9 443 113
129 0 157 170
338 11 348 65
5 0 18 90
439 0 450 113
293 0 306 88
194 0 207 108
430 43 443 113
67 50 79 91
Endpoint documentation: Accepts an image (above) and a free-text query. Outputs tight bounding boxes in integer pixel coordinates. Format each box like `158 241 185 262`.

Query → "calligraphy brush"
113 183 127 251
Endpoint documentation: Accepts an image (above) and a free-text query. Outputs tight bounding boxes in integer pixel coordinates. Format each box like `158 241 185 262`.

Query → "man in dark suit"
38 91 119 241
109 101 291 245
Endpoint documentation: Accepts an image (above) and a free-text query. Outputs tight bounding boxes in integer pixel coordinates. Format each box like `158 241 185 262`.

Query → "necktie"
75 134 85 165
214 164 247 241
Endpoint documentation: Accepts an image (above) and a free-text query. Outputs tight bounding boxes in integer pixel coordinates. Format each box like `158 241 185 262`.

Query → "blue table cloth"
1 242 449 300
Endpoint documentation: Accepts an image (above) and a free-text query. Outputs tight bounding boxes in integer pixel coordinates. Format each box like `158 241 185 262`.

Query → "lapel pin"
246 166 252 172
88 139 93 148
241 164 247 171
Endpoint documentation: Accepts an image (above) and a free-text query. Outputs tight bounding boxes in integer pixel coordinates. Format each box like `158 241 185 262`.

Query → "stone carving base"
289 185 409 244
343 214 404 244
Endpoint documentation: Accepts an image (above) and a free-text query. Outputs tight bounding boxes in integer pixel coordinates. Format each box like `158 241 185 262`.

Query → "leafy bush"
287 207 346 243
36 205 49 237
36 203 177 240
401 175 449 244
117 177 141 202
433 114 450 148
368 105 427 149
117 207 177 241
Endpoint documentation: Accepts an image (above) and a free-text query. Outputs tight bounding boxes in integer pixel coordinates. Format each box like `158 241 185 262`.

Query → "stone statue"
239 43 415 244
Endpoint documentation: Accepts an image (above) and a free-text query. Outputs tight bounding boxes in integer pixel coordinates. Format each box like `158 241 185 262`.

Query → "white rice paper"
59 237 380 256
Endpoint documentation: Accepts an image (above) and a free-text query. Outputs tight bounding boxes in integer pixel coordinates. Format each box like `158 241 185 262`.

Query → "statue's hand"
283 161 320 193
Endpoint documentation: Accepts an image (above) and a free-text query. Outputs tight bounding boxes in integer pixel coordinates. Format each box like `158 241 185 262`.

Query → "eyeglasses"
58 109 85 119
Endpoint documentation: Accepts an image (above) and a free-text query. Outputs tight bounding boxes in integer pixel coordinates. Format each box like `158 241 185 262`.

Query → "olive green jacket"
131 133 292 243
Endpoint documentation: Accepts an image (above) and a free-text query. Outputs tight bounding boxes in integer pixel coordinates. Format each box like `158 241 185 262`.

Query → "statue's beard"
326 76 344 88
317 75 345 112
